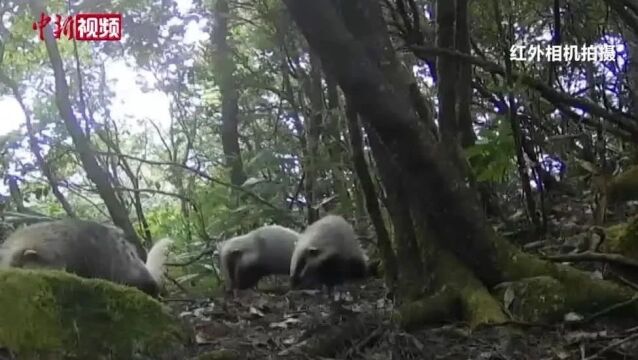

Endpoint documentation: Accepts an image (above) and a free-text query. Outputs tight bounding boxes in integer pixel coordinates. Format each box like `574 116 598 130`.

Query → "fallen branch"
579 295 638 324
584 331 638 360
544 251 638 268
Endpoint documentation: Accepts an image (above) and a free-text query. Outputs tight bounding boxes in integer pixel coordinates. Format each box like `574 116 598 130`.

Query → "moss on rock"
0 268 187 359
493 276 567 322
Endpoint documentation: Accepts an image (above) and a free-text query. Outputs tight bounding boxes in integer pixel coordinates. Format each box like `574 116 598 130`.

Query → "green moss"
396 287 460 331
608 166 638 203
493 276 567 322
196 350 240 360
598 219 638 259
602 223 627 253
0 269 187 359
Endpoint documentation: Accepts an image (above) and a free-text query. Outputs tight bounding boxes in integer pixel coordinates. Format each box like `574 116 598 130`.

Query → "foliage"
465 116 516 183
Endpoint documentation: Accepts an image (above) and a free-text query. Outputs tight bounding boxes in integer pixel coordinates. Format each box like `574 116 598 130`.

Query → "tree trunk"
282 0 638 327
454 0 475 148
338 0 426 297
324 74 353 217
97 131 152 243
346 99 398 285
29 0 145 260
302 52 323 223
435 0 458 145
213 0 247 187
364 123 425 299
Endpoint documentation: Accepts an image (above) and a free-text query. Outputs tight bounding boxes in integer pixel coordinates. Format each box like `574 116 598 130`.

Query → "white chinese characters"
510 44 617 62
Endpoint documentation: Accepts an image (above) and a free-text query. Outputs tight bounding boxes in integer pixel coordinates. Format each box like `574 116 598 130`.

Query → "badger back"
251 225 298 274
0 219 158 294
219 225 299 290
290 215 367 288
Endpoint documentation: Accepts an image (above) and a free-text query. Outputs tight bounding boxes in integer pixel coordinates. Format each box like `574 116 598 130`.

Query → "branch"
0 71 77 217
165 247 216 267
94 151 304 227
112 186 197 205
544 251 638 268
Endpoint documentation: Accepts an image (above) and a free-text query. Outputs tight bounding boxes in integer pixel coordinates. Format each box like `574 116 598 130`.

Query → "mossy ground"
0 268 187 359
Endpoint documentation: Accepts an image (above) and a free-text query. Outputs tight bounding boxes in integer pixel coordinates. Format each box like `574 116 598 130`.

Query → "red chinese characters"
32 12 122 41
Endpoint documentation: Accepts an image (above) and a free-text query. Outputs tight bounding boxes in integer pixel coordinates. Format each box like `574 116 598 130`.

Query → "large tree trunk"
29 0 145 259
282 0 638 327
213 0 247 187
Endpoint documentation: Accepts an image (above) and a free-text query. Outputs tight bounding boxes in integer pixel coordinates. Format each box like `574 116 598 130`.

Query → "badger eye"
307 247 320 257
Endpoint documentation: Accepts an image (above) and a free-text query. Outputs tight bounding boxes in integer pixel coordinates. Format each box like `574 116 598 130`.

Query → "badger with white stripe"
0 219 172 297
289 215 368 291
219 224 299 291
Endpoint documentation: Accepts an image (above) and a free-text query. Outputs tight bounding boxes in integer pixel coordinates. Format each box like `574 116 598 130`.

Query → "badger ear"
307 246 321 256
21 249 41 263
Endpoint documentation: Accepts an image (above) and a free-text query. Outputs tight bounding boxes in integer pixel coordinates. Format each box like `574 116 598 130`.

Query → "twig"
166 248 216 267
165 273 190 295
584 332 638 360
544 251 638 268
579 295 638 324
614 274 638 292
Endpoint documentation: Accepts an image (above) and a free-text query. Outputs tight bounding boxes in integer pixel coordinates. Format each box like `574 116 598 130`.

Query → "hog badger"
290 215 368 289
219 225 299 290
0 219 172 296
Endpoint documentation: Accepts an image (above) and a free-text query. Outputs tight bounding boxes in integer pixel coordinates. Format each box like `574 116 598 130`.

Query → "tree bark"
346 99 398 285
29 0 145 260
337 0 426 296
435 0 458 144
97 131 152 243
364 123 425 298
454 0 475 148
324 74 353 217
302 52 323 223
213 0 247 187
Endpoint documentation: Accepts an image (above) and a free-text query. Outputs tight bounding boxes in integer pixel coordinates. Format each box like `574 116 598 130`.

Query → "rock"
0 268 188 359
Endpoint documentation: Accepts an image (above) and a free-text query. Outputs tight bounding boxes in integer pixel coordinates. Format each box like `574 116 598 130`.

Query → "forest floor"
168 277 638 360
167 193 638 359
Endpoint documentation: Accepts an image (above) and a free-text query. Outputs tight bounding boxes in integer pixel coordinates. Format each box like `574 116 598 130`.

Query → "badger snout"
290 274 301 288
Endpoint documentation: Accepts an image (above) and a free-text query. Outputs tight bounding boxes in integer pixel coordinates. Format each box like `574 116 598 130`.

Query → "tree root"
396 286 459 331
497 241 638 322
398 250 507 330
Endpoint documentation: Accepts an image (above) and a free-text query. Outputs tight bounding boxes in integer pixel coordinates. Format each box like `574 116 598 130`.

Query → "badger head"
126 271 160 297
10 248 65 270
290 245 345 289
291 244 369 289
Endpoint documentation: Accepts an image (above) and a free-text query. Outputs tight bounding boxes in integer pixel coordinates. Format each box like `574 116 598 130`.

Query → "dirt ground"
170 278 638 360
